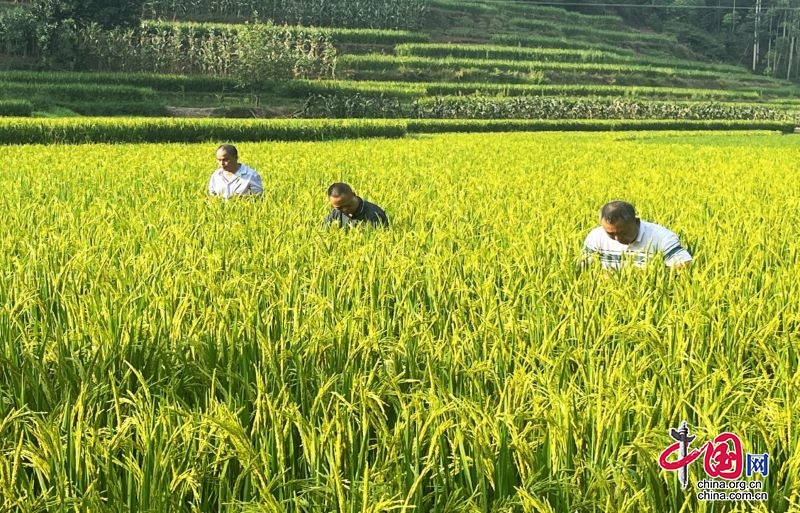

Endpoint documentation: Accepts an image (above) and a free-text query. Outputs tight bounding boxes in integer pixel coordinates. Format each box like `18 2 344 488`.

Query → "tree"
30 0 145 68
32 0 145 29
234 21 337 103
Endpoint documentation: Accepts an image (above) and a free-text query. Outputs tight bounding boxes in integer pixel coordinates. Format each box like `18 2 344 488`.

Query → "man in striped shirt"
582 201 692 270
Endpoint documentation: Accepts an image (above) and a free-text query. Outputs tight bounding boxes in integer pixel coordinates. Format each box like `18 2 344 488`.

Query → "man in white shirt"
582 200 692 270
207 144 264 198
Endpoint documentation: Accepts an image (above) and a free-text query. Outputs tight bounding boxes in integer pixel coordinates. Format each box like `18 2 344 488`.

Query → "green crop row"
1 72 769 102
286 79 765 100
0 70 240 93
0 81 170 117
338 54 762 82
0 99 32 116
489 33 637 55
0 118 407 144
324 27 430 45
429 0 497 14
489 33 694 60
422 83 765 99
0 82 158 103
395 43 749 74
299 93 787 121
395 42 637 64
282 79 428 98
405 118 796 133
413 96 786 121
0 117 791 144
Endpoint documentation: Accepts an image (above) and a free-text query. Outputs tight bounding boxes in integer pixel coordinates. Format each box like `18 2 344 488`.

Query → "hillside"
1 0 799 121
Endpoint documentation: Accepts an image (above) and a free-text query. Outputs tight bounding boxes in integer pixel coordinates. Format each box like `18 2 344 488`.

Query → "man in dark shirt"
324 182 389 228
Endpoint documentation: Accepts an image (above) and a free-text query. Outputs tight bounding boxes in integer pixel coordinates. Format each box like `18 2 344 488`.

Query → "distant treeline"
536 0 800 80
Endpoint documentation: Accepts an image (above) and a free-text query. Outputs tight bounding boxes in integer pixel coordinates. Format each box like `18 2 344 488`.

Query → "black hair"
600 200 637 223
327 182 354 197
216 144 238 158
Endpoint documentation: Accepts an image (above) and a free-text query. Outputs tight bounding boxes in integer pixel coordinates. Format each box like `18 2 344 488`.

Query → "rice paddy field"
1 130 799 512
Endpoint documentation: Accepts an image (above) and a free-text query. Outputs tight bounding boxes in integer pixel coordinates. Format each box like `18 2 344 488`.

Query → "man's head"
327 182 360 217
216 144 239 173
599 200 640 245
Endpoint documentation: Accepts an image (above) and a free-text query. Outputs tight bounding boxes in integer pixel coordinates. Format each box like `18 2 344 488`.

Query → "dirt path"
165 105 298 118
166 106 223 118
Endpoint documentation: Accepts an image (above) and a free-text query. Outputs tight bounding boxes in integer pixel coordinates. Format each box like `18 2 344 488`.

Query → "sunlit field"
1 131 799 512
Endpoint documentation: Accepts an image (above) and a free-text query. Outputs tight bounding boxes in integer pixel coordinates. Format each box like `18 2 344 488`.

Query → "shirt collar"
353 197 365 217
217 164 247 177
633 221 645 244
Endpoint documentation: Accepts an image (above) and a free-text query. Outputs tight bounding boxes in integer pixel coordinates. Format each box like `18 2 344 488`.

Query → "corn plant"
140 0 430 30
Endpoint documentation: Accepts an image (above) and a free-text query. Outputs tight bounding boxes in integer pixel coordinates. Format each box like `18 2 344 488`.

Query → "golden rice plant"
0 131 797 512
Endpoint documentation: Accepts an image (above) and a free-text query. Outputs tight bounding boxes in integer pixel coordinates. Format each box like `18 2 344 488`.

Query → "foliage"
234 20 337 94
75 21 240 74
301 93 406 117
538 0 800 78
138 20 430 46
0 6 39 59
27 0 147 68
663 20 729 62
61 20 337 81
31 0 146 29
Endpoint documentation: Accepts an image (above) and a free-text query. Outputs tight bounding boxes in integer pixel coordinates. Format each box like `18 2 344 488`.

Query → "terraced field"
1 2 799 512
1 0 799 121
